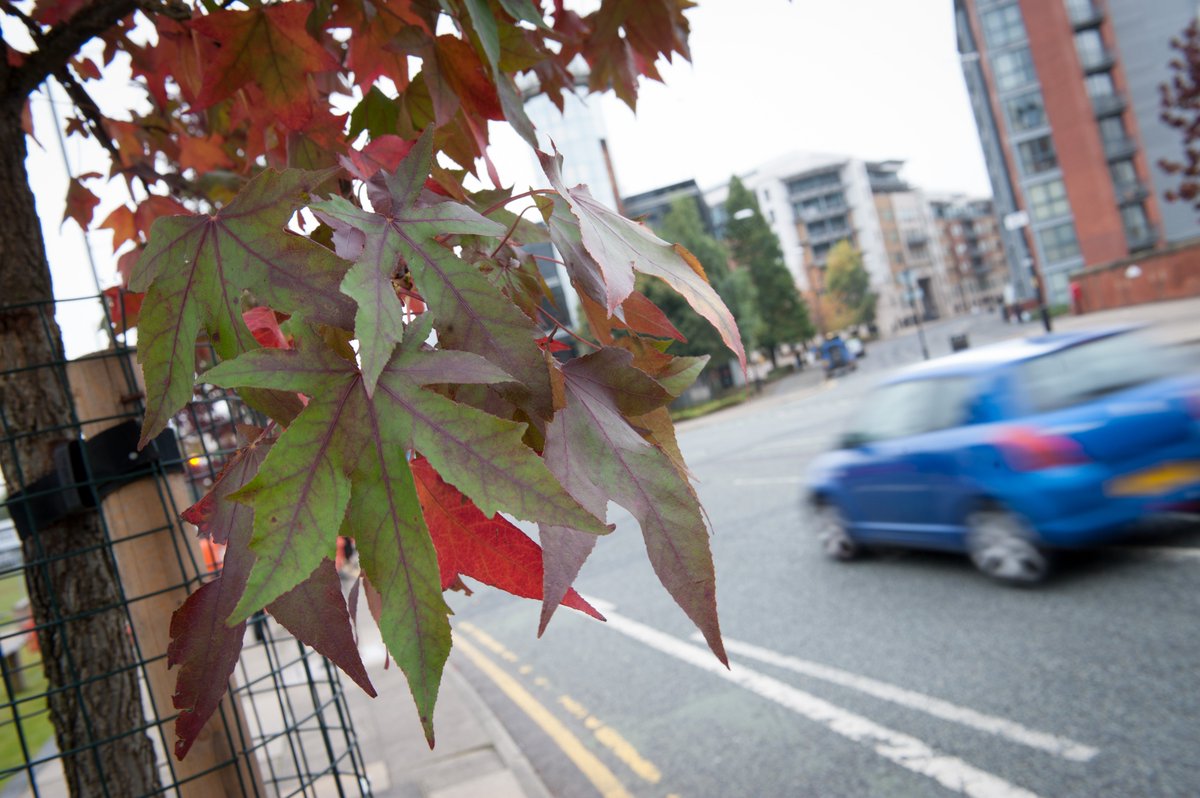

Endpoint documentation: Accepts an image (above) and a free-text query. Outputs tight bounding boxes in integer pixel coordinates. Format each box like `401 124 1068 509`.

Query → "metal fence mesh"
0 293 370 797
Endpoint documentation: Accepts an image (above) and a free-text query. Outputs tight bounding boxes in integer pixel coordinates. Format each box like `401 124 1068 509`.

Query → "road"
448 311 1200 798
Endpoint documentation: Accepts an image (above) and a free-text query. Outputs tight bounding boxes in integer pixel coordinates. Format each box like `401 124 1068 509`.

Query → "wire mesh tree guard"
0 292 372 797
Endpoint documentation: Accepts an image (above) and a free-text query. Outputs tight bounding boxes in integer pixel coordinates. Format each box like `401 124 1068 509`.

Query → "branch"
6 0 139 101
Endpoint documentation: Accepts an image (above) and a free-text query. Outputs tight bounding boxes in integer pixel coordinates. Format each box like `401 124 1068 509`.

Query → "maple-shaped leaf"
63 172 102 230
203 327 608 740
312 133 554 416
328 0 427 91
620 290 686 342
130 168 355 447
190 4 339 130
539 150 745 371
539 348 726 663
171 431 376 759
410 457 603 621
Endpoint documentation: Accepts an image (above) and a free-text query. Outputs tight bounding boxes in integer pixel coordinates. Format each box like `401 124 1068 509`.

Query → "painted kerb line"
454 633 634 798
595 606 1043 798
705 634 1097 762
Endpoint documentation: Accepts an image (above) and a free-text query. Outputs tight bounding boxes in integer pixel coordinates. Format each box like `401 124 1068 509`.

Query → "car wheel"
966 509 1048 584
814 502 860 561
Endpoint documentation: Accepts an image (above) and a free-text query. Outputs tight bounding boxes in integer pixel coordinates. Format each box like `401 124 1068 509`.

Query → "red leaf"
434 35 503 121
620 289 687 342
178 134 233 173
71 56 102 81
100 205 137 252
134 195 189 240
190 4 339 130
20 100 37 146
411 457 604 622
343 135 417 181
102 287 144 330
242 307 290 350
267 560 377 699
62 173 103 230
33 0 91 26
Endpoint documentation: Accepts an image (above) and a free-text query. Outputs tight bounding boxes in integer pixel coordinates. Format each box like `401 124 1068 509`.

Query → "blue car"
805 326 1200 583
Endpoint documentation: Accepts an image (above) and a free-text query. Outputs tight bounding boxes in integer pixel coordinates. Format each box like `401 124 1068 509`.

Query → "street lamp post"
902 269 930 360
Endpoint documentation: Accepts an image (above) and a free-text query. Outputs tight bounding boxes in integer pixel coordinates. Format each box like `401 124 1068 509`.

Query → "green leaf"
130 168 354 446
539 348 726 663
202 329 606 740
204 329 608 624
498 0 548 28
349 85 401 140
463 0 501 72
313 131 556 417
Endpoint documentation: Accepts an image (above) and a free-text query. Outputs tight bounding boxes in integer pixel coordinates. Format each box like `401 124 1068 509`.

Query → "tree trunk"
0 101 160 797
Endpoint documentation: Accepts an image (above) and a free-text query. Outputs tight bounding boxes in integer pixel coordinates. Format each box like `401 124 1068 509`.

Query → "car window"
851 377 976 442
1016 332 1180 414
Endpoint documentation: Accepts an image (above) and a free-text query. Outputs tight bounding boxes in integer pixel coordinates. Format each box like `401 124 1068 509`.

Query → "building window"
992 48 1037 92
1085 72 1116 100
1074 29 1107 70
1097 115 1127 145
981 4 1026 49
1121 204 1152 246
1110 158 1138 191
1038 221 1080 263
1017 135 1058 175
1005 91 1047 132
1027 179 1071 221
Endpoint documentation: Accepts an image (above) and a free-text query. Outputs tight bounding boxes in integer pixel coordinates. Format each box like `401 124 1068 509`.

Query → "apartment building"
930 195 1011 314
954 0 1200 307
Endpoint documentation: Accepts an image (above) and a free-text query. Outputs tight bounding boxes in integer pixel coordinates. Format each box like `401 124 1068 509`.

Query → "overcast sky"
492 0 993 199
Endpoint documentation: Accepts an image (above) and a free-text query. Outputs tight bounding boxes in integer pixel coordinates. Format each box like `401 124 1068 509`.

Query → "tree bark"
0 100 160 796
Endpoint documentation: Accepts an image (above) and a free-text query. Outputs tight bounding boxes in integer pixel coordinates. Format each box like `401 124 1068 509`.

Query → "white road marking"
594 606 1043 798
704 635 1097 762
1106 546 1200 562
732 476 807 486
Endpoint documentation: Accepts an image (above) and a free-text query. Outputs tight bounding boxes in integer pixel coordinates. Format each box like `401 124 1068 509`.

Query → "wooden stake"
68 352 265 798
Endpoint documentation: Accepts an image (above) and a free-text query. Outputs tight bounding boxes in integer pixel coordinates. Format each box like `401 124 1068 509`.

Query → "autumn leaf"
620 290 687 341
100 205 137 252
539 348 726 663
312 132 555 417
130 168 355 447
203 325 609 741
171 431 375 759
190 4 339 130
410 457 604 622
62 172 102 230
539 149 745 370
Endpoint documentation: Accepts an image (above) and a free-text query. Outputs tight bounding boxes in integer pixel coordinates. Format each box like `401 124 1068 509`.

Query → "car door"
842 376 979 547
839 380 937 537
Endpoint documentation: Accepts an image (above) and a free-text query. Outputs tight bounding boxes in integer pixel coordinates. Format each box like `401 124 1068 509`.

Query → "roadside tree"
825 240 877 330
1159 18 1200 212
723 177 814 366
0 0 739 787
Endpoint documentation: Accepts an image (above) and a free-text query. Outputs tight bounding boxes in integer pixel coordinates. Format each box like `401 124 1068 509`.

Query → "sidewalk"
343 580 552 798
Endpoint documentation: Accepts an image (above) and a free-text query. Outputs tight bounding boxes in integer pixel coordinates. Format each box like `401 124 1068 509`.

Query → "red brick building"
954 0 1200 308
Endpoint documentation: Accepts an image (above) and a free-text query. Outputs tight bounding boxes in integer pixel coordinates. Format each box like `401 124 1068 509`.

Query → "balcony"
798 203 848 223
1092 93 1127 118
1103 135 1137 161
905 230 929 247
1114 181 1149 205
1068 3 1103 30
1079 47 1115 74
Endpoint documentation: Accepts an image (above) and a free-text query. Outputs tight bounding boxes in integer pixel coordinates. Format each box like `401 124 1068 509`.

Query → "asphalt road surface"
449 312 1200 798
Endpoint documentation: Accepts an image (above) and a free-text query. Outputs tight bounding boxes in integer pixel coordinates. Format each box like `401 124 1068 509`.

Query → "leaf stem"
489 205 541 258
480 188 555 217
536 305 598 351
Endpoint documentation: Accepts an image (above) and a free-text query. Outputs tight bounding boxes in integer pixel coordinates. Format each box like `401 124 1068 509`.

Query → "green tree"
825 240 877 327
646 197 764 358
723 177 814 366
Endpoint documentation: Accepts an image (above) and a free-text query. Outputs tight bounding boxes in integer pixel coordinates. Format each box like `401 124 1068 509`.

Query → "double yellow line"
454 632 637 798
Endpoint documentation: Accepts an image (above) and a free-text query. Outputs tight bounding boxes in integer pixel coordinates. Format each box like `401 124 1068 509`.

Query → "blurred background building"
954 0 1200 308
929 195 1011 315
